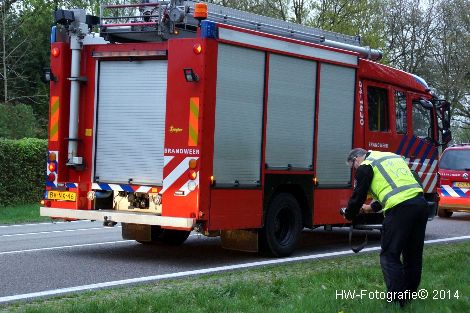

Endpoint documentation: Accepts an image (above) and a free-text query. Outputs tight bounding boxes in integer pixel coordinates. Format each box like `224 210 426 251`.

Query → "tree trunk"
2 3 7 103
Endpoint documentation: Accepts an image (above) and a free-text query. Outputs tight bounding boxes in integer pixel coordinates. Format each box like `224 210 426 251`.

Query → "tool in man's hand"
339 207 368 253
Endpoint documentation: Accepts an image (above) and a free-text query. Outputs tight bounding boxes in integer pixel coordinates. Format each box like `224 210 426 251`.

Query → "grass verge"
1 241 469 313
0 203 49 225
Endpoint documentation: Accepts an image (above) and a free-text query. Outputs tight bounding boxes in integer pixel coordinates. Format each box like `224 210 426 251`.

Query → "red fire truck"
41 0 451 256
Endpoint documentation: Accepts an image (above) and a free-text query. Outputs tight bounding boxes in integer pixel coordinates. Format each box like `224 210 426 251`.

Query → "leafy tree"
381 0 440 71
426 0 470 130
0 0 468 141
308 0 385 50
381 0 469 137
0 103 39 139
0 0 54 136
207 0 290 21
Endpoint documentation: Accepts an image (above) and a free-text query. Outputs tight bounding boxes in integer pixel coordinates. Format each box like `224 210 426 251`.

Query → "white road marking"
0 235 468 304
0 220 87 228
0 234 198 255
0 240 133 256
0 227 120 238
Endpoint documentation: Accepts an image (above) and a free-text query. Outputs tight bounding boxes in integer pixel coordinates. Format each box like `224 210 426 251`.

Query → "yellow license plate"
47 191 77 201
454 182 470 188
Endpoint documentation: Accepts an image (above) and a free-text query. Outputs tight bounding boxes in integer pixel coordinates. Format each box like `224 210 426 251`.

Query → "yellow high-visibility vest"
362 151 423 212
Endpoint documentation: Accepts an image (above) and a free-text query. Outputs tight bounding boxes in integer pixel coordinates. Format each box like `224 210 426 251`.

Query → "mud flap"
221 230 258 253
121 223 152 242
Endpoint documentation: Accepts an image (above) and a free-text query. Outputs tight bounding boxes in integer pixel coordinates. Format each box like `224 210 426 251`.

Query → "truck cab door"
363 81 397 152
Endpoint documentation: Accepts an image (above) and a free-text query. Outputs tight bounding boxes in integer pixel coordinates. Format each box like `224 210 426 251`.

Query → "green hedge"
0 138 47 206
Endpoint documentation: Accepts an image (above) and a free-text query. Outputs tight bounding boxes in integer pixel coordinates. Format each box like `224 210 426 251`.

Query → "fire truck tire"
158 229 191 245
134 226 190 245
260 193 302 257
437 208 453 218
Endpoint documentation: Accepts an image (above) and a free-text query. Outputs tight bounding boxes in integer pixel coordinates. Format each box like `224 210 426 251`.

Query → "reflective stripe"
367 155 403 189
382 183 422 206
364 151 423 211
369 189 379 202
374 161 398 189
368 155 402 167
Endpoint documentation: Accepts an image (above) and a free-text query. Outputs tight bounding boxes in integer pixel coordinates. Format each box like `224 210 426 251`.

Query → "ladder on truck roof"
100 0 382 60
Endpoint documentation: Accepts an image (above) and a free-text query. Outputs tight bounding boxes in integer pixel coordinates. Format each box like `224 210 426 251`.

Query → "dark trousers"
380 195 428 296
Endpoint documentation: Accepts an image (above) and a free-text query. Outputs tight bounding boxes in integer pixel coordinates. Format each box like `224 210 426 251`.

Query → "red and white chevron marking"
161 156 199 196
406 158 438 193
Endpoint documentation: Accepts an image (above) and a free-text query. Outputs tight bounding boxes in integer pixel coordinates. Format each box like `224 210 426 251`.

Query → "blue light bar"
412 74 429 90
50 26 57 43
201 21 218 39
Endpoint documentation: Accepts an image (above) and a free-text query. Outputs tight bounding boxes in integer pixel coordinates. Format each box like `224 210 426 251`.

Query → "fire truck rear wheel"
260 193 302 257
158 229 191 245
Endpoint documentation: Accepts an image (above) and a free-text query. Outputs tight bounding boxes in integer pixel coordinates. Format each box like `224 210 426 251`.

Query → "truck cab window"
412 101 432 138
368 86 389 131
395 91 407 134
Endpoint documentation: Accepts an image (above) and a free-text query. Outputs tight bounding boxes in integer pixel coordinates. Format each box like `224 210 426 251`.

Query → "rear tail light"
48 162 57 172
47 173 56 182
51 47 60 57
189 158 198 169
193 44 202 54
188 181 197 191
49 152 57 162
188 170 197 180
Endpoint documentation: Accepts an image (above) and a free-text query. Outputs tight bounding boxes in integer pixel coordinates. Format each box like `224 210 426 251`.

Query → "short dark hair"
347 148 368 163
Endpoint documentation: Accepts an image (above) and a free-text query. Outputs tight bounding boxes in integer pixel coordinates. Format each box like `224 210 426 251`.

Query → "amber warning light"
194 3 208 21
193 44 202 54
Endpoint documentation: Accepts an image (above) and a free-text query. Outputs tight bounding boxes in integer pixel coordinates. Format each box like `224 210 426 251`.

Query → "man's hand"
360 204 373 214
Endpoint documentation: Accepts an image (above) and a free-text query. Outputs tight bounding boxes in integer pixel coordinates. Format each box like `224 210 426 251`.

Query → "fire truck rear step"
40 207 194 229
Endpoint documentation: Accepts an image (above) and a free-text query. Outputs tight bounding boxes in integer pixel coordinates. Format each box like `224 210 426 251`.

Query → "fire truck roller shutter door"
265 54 316 170
213 44 264 185
94 60 167 185
316 64 356 185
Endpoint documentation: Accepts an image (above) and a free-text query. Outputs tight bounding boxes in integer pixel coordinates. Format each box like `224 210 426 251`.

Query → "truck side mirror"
442 129 452 144
419 98 433 109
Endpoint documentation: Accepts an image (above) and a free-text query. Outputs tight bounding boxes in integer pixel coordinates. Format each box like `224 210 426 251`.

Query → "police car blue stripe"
440 188 451 197
453 187 468 198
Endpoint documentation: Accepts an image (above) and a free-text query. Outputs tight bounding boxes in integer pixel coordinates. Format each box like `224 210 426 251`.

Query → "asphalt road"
0 213 469 303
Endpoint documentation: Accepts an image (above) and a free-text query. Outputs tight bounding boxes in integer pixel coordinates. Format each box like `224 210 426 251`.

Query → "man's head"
347 148 368 169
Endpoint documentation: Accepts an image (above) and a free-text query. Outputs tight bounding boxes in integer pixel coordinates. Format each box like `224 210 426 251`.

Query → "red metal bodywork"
46 23 440 232
437 145 470 212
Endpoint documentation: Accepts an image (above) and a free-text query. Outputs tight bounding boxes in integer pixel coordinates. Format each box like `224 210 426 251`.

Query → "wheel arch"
263 174 313 228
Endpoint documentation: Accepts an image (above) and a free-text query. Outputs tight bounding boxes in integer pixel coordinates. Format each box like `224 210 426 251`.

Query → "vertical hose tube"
67 34 82 164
